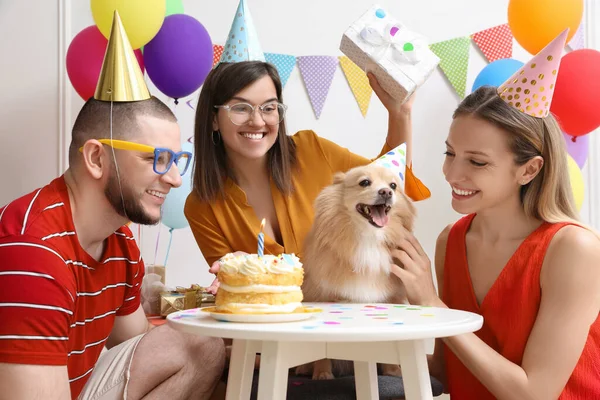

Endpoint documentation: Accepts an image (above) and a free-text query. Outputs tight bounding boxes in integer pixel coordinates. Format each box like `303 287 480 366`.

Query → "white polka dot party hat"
371 143 407 185
219 0 266 64
497 29 568 118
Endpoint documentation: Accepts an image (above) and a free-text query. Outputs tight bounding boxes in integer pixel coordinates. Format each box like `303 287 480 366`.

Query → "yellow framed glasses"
80 139 192 176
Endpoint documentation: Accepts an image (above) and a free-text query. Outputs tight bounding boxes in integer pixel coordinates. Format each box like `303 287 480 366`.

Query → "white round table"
167 302 483 400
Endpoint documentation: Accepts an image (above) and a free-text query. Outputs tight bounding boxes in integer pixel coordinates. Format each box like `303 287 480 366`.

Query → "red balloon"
66 26 145 101
550 49 600 136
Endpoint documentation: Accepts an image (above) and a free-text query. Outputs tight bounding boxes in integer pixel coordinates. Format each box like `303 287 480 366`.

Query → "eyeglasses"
214 101 288 126
80 139 192 176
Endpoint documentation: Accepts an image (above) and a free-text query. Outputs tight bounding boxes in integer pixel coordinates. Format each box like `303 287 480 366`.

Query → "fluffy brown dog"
298 163 416 380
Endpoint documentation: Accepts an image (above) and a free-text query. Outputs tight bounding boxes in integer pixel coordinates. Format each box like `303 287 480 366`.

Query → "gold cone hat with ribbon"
497 29 568 118
94 10 150 102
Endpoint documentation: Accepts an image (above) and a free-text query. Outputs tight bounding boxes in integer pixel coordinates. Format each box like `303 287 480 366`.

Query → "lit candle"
257 218 265 258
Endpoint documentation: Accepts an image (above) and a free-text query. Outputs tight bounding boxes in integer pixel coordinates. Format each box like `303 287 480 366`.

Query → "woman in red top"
391 86 600 398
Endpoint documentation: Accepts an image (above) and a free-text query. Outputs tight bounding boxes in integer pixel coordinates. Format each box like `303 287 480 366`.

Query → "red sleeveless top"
443 214 600 399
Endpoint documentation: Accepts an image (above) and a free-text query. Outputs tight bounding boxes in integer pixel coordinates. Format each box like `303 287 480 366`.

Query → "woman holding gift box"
389 30 600 399
184 0 429 285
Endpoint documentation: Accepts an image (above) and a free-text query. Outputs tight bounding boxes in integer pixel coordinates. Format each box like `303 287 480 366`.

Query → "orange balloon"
508 0 583 55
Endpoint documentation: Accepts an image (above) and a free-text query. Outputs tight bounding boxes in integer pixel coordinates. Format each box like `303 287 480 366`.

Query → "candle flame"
260 218 265 231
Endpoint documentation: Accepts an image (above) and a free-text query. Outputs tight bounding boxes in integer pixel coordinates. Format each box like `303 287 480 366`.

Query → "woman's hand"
390 234 441 307
206 251 248 294
368 72 415 117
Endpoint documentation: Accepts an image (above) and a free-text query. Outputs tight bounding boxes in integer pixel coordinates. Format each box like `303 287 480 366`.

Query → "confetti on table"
324 321 341 325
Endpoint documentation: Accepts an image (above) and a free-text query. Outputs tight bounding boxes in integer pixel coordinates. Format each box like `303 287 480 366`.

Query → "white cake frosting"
219 253 302 275
224 302 303 313
219 283 301 293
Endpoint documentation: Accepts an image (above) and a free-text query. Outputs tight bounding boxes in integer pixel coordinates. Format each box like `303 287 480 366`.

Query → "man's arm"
0 363 70 400
106 305 153 349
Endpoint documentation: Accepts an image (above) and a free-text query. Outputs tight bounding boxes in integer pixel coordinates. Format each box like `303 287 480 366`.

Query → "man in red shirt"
0 12 225 400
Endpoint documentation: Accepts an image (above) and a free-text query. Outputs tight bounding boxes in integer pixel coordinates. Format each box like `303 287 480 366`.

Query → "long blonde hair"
454 86 579 224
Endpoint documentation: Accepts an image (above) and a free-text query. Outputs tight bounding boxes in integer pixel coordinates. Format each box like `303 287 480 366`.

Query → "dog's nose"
378 188 393 199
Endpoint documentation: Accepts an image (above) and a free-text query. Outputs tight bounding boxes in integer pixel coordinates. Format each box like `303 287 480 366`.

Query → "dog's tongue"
371 205 389 227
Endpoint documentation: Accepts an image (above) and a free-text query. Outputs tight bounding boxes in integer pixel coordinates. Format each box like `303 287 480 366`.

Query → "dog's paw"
312 370 335 380
381 363 402 377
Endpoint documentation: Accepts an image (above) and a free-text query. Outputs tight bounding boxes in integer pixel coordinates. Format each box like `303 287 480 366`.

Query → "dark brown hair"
454 86 578 222
69 96 176 166
191 61 297 202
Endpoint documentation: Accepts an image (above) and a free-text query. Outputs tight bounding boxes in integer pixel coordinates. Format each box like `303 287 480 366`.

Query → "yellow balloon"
91 0 166 50
567 154 584 212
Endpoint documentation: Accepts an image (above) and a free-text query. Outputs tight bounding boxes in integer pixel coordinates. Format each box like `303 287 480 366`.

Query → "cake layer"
218 269 303 287
219 283 301 293
216 302 303 314
216 289 303 308
219 253 303 275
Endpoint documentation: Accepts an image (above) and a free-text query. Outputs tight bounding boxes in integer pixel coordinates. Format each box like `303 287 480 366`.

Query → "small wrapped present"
159 285 215 317
340 4 440 103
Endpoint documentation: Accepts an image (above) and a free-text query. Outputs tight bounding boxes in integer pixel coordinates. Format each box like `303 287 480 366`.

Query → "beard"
104 166 159 226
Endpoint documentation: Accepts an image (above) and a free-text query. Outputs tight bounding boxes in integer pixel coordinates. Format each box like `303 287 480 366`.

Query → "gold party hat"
94 10 150 102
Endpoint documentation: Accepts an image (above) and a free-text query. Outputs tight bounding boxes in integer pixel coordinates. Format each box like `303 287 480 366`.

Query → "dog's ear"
333 172 345 184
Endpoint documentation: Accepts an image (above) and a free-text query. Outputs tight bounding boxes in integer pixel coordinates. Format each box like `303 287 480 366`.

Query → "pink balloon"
66 25 145 101
562 131 589 169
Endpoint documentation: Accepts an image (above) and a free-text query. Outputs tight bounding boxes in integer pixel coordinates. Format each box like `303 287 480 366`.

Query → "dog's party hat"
219 0 265 64
373 143 407 183
497 29 568 118
95 10 150 102
371 143 431 202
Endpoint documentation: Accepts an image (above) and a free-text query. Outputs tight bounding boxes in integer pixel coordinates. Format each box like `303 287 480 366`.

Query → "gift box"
340 4 439 103
159 285 215 317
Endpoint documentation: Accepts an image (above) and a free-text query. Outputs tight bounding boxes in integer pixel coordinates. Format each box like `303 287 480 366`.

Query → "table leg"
397 340 433 400
354 361 379 400
256 341 289 400
225 339 261 400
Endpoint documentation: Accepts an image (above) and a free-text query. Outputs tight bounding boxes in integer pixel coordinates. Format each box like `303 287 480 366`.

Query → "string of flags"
208 22 585 119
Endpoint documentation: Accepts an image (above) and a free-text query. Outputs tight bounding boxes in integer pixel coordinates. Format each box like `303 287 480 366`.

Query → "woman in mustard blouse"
184 61 428 284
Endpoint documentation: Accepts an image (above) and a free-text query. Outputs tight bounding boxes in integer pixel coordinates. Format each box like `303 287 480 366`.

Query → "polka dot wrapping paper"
339 4 440 105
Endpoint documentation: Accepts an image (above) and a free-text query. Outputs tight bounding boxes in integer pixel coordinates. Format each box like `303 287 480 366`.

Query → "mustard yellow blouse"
184 130 425 266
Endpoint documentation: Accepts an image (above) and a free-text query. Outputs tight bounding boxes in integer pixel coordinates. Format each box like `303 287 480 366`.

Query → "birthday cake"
215 253 304 314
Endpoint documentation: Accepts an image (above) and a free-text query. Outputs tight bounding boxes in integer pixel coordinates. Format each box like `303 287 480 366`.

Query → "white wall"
0 0 63 204
1 0 597 289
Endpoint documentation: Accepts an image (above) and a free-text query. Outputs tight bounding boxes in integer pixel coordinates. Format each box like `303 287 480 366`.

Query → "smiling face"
443 114 528 215
337 164 405 229
104 115 183 225
212 75 280 163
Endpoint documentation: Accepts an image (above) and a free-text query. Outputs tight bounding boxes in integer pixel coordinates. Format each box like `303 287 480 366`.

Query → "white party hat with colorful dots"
497 29 568 118
219 0 265 64
372 143 407 184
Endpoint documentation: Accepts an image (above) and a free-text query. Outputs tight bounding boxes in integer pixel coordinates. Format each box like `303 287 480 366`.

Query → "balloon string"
164 228 175 267
154 207 162 265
